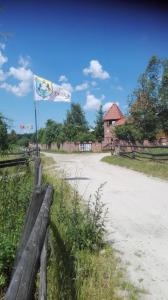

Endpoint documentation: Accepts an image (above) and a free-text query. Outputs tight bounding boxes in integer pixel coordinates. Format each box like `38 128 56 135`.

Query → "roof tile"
103 103 124 121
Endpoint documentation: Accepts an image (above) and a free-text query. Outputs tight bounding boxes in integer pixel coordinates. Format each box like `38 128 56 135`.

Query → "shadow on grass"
50 222 77 300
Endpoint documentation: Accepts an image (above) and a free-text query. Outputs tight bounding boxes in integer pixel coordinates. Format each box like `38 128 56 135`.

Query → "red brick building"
103 103 125 144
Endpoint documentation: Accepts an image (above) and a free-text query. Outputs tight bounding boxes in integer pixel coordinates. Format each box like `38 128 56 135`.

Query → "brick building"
103 103 125 144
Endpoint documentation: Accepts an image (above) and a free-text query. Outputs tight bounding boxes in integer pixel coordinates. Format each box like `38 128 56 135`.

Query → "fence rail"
113 144 168 161
0 149 38 169
0 158 29 168
5 155 53 300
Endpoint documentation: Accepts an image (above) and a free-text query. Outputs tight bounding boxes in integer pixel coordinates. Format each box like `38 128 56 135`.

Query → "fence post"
38 230 48 300
13 185 47 271
5 185 53 300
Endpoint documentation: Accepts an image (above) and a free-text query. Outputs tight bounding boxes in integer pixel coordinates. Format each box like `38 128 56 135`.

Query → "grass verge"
101 155 168 181
0 164 33 296
42 155 141 300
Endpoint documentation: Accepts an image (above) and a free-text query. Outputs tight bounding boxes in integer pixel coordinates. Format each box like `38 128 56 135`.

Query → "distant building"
103 103 125 144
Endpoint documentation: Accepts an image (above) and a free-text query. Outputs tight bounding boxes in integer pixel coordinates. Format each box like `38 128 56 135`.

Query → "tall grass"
102 155 168 180
43 157 140 300
0 166 33 296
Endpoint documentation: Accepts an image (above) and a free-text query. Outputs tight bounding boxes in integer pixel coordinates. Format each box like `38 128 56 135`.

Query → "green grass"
42 155 142 300
0 164 33 296
102 155 168 180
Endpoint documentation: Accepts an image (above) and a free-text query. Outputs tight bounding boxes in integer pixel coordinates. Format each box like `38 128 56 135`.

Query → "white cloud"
9 66 33 81
59 75 68 82
0 43 5 50
0 80 32 97
116 85 123 91
91 81 97 87
0 66 33 97
75 82 89 91
18 55 31 68
60 82 73 93
84 93 101 111
0 46 33 97
0 51 8 66
111 84 124 91
83 60 110 79
103 101 119 112
0 70 7 81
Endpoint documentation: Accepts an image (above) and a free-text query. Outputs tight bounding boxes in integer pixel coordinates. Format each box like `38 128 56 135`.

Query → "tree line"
0 105 104 151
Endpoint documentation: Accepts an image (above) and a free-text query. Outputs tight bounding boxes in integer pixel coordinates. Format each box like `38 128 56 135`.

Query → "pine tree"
64 103 88 141
94 105 104 142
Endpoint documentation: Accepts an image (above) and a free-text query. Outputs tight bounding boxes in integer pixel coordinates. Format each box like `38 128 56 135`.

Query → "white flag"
33 75 71 102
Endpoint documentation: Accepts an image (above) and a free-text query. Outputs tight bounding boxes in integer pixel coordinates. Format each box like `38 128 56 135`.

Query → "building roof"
115 117 126 126
103 103 124 121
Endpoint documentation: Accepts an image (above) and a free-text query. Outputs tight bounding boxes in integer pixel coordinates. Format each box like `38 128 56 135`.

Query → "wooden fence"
0 149 38 169
114 144 168 161
5 155 53 300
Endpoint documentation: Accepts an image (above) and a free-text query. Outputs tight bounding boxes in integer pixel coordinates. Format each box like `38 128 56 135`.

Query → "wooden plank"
13 185 47 271
38 230 48 300
34 157 41 186
6 185 53 300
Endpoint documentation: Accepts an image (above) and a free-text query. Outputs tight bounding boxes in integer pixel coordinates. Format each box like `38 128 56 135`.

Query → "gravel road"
44 152 168 300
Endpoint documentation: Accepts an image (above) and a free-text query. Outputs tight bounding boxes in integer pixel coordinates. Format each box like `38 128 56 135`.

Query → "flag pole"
34 100 39 156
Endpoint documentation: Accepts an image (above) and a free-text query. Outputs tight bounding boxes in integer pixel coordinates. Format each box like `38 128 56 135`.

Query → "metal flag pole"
34 100 39 156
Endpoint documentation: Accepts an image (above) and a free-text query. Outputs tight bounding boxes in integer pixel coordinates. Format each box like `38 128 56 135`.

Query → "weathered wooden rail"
0 149 38 168
0 157 29 168
5 155 53 300
114 144 168 161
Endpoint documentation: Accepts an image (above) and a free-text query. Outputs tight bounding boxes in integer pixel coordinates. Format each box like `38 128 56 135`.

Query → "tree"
38 128 46 144
129 55 161 141
8 129 17 145
45 119 66 148
0 113 8 151
76 131 96 143
158 59 168 134
115 123 143 143
94 105 104 142
64 103 89 141
18 136 29 148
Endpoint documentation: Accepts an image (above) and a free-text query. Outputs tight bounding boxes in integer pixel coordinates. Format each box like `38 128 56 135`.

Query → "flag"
33 75 71 102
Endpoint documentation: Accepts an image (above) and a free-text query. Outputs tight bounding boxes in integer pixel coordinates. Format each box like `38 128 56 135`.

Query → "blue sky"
0 0 168 133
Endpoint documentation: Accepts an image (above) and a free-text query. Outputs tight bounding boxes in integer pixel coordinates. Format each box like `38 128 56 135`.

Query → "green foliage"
115 123 143 143
129 55 161 141
64 103 89 141
94 105 104 142
38 128 46 144
17 136 29 147
54 180 106 252
75 131 96 143
158 59 168 134
8 130 17 146
0 113 8 151
0 167 33 294
45 119 66 148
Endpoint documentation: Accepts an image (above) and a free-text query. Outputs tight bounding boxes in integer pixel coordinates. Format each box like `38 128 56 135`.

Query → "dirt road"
45 152 168 300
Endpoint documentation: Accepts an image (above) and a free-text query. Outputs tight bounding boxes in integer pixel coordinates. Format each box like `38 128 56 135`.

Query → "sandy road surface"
44 152 168 300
